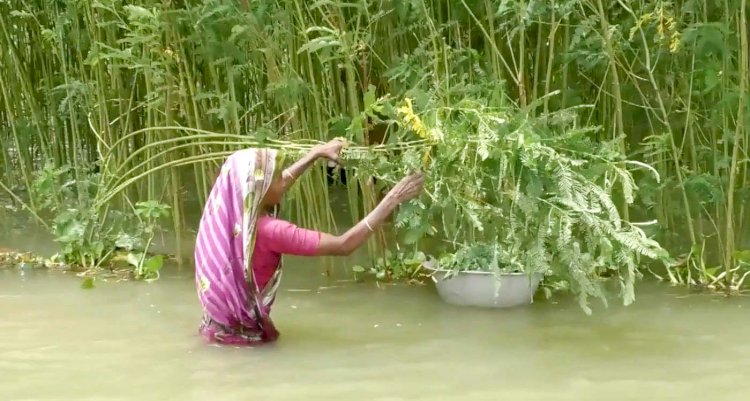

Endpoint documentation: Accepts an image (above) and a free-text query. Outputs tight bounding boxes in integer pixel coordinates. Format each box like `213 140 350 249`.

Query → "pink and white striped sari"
194 148 285 345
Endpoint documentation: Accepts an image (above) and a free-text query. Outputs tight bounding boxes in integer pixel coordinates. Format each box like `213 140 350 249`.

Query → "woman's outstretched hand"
386 173 425 204
315 139 346 165
313 171 426 257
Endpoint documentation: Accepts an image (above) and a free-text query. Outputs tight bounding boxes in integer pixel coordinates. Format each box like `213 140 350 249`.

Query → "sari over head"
194 148 286 345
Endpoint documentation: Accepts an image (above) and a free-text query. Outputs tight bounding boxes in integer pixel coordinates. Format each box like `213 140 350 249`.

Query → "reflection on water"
1 258 749 400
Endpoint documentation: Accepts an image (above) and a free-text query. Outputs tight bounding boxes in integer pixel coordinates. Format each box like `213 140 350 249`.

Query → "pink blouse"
251 216 322 289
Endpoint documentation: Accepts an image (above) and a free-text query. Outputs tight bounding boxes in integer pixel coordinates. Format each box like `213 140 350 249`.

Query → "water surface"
1 205 748 400
1 259 748 401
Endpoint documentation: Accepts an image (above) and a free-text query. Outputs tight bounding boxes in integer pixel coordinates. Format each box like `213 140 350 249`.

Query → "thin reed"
0 0 748 291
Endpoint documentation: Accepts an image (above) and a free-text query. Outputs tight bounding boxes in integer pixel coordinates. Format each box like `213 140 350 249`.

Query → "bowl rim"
421 260 539 277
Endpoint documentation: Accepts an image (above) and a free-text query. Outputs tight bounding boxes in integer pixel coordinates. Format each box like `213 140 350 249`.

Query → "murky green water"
2 259 749 400
1 209 749 400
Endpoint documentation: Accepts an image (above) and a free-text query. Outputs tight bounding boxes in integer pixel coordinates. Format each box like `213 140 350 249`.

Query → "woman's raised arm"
315 173 424 256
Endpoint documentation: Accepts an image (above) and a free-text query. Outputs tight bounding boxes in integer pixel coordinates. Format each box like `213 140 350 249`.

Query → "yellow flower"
669 31 681 53
397 98 430 141
629 7 681 54
397 98 444 168
656 5 681 54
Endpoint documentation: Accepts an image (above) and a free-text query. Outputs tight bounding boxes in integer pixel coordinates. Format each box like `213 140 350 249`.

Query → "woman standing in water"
194 140 424 345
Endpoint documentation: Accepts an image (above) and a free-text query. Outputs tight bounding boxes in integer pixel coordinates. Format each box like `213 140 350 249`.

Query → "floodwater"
1 211 750 400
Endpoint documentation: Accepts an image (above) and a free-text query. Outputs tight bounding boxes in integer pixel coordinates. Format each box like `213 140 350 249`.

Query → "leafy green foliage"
31 162 170 279
352 250 429 284
2 0 749 295
130 201 170 280
346 90 669 313
437 242 523 274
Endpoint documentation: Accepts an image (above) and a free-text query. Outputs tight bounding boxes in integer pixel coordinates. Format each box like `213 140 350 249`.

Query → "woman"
194 140 424 345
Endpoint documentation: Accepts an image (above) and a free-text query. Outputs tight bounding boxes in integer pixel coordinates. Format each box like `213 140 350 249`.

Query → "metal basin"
423 261 542 308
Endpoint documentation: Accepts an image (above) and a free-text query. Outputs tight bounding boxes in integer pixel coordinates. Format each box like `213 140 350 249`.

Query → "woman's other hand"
314 172 426 257
386 173 425 204
315 139 346 165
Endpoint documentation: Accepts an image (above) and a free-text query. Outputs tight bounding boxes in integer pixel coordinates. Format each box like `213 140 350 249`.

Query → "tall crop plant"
0 0 748 292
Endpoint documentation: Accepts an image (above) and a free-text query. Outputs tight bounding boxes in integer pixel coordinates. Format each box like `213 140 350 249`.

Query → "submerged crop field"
1 0 749 309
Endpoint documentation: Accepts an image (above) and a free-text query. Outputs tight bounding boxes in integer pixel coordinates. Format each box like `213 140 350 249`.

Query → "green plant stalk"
0 12 49 157
178 49 210 207
518 0 527 107
684 46 704 240
543 13 560 115
532 15 543 110
164 73 184 266
0 74 36 210
483 0 502 87
561 22 569 110
1 0 747 290
593 0 628 221
458 0 517 88
617 0 696 246
724 2 748 288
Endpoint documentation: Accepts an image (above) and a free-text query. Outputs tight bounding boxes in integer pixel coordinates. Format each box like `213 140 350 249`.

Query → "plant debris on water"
0 250 65 271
